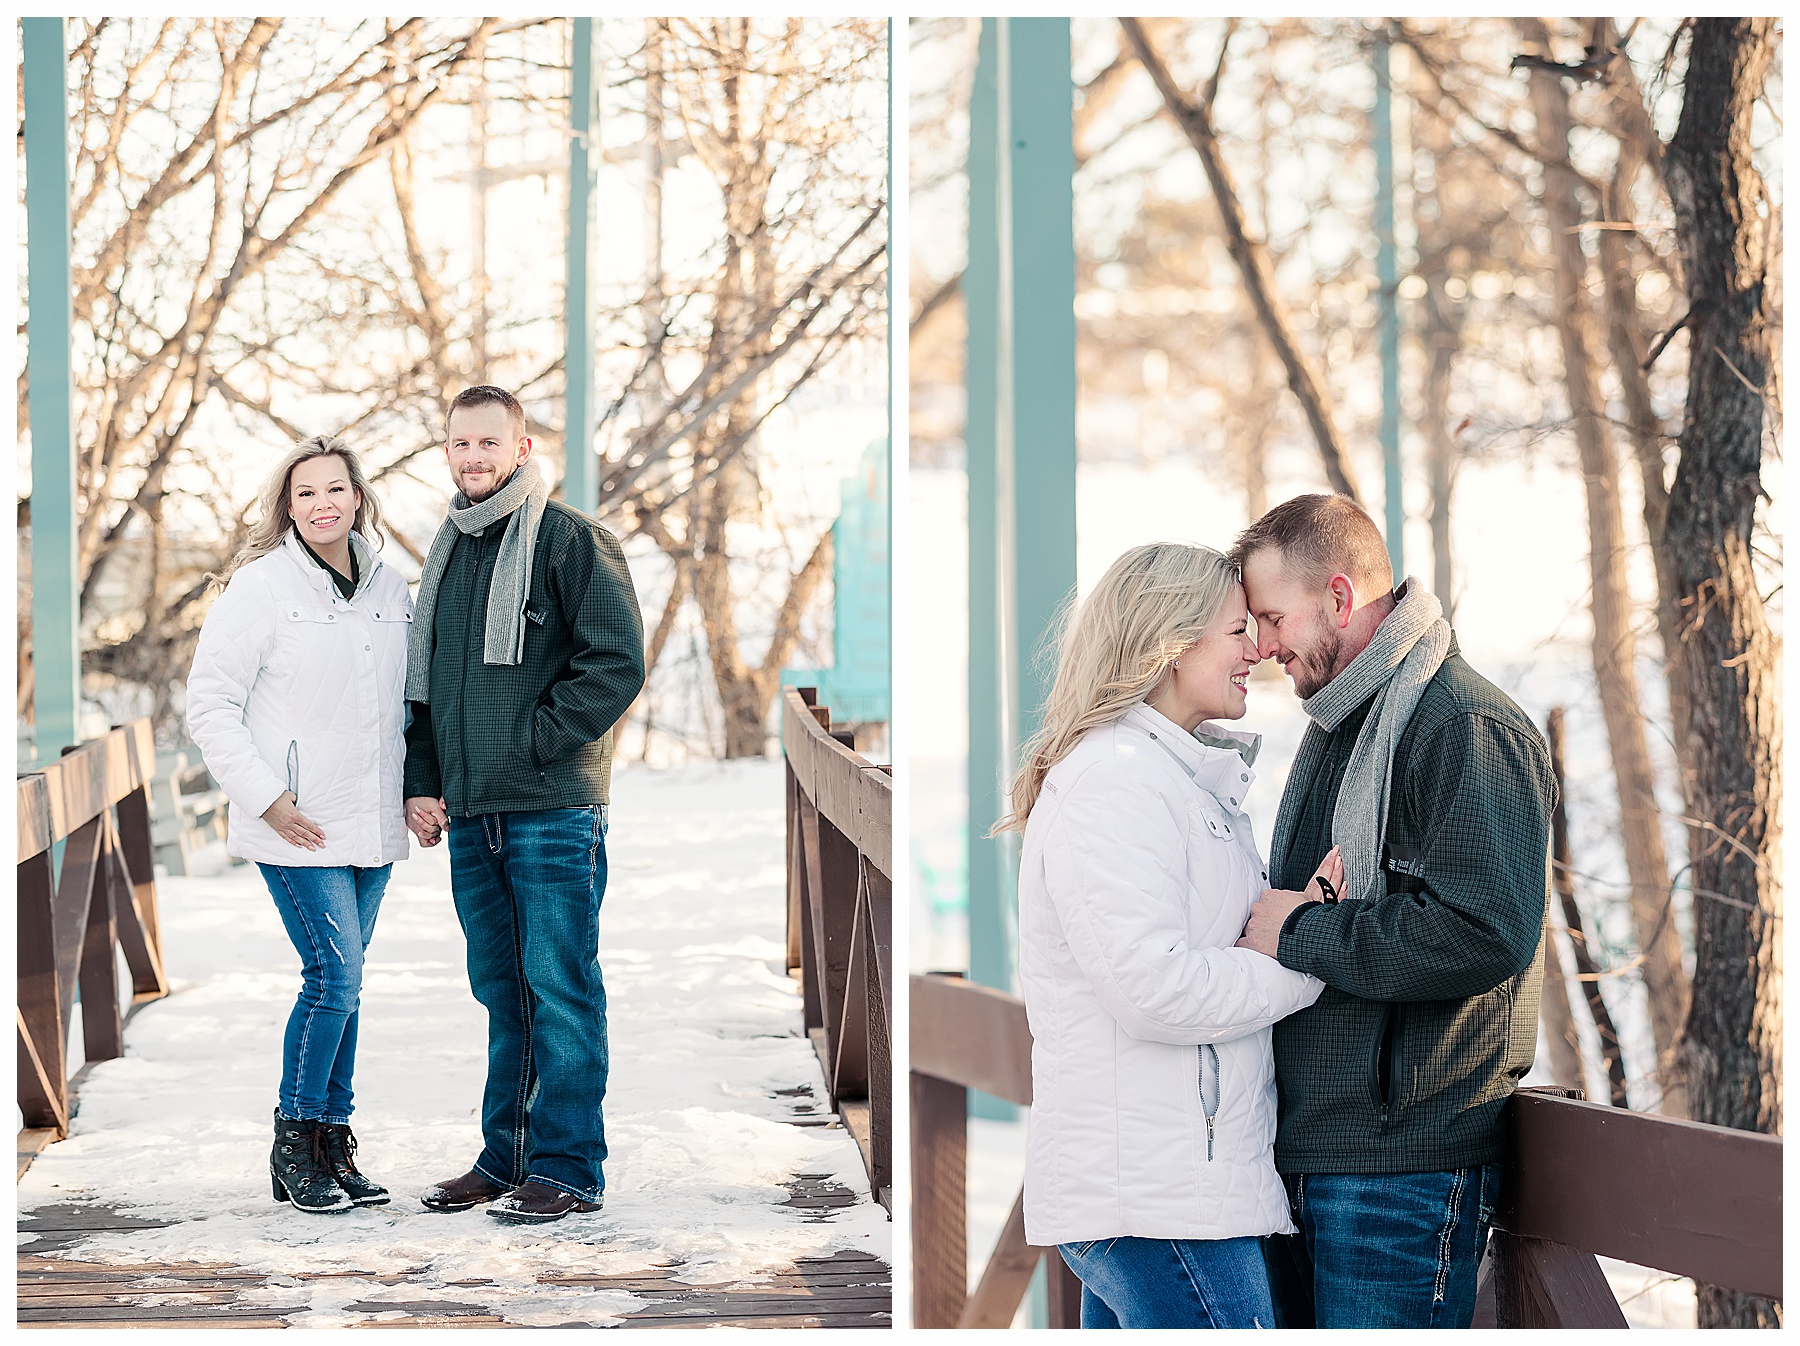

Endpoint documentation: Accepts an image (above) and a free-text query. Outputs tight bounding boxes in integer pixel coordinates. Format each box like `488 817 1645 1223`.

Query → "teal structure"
784 438 891 724
564 17 598 515
24 16 82 761
964 17 1078 1132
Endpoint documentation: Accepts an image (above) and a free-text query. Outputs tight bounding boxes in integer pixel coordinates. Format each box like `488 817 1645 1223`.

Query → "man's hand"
1237 846 1344 956
263 791 325 851
406 795 449 847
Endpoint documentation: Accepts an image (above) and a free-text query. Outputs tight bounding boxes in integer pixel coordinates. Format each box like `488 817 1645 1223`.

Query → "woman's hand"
263 791 326 851
1309 846 1345 903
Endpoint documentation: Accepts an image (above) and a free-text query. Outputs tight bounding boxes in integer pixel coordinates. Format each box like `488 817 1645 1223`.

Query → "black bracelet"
1313 874 1339 904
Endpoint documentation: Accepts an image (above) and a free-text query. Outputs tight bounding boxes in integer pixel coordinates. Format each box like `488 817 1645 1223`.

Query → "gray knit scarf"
1268 579 1452 904
405 458 549 703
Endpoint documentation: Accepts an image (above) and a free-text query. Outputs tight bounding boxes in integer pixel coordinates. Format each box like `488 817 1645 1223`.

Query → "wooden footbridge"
18 712 893 1329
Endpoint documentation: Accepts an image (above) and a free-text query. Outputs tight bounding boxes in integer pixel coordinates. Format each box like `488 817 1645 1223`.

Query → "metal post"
23 17 81 761
1373 27 1405 577
564 17 598 515
965 15 1077 1023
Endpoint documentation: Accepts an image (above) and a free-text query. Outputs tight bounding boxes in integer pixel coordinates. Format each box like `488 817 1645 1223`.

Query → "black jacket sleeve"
530 520 647 766
1275 711 1554 1002
403 701 442 800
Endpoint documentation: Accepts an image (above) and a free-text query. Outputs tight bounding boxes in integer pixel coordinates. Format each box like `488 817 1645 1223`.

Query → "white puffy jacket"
1018 702 1324 1247
186 530 413 868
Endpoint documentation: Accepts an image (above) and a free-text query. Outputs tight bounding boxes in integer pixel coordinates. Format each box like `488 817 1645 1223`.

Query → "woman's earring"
1173 660 1180 669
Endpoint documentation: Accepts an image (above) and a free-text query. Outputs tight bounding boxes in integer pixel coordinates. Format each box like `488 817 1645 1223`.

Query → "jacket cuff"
1275 900 1325 974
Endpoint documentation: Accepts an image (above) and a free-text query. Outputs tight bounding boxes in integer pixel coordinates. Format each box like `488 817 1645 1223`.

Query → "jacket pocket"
1368 1004 1405 1124
286 740 300 805
1197 1043 1221 1160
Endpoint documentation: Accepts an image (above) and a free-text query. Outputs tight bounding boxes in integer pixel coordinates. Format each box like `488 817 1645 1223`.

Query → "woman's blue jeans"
257 863 390 1124
448 806 609 1204
1058 1236 1275 1329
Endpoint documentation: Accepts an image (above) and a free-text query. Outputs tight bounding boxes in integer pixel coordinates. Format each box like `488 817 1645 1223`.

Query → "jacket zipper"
1198 1043 1220 1160
286 740 300 806
1369 1004 1402 1124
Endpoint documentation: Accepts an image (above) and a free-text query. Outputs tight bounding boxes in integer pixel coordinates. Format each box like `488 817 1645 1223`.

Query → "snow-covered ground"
18 760 889 1327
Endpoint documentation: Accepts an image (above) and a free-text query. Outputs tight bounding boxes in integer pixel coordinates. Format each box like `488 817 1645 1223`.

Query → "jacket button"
1241 773 1249 782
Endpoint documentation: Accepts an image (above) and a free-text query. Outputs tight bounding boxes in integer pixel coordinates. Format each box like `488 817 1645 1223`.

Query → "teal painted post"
565 17 598 515
1373 29 1404 577
1004 19 1077 752
23 17 81 761
965 20 1008 1017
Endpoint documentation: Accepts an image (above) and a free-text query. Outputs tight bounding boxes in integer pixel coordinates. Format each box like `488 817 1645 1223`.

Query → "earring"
1173 660 1180 669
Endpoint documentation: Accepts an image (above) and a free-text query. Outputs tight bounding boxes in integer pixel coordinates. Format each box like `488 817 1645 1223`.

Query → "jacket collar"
281 527 379 599
1121 703 1259 812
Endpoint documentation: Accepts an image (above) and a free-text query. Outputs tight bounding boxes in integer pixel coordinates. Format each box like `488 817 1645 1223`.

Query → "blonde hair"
214 435 384 588
992 542 1240 833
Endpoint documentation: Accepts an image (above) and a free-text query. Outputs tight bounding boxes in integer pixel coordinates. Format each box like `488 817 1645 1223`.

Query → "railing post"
77 819 124 1062
911 1070 969 1327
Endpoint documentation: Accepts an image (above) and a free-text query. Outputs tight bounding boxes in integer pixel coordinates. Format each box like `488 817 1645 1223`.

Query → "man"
404 384 645 1224
1231 493 1554 1328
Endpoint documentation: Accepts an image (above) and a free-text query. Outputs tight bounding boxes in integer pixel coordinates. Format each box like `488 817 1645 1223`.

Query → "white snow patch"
20 760 887 1325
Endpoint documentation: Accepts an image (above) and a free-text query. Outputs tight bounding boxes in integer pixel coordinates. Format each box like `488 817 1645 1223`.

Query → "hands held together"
1236 846 1344 957
406 795 449 847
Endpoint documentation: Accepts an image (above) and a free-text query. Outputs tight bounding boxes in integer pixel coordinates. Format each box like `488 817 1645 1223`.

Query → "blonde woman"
187 436 412 1214
999 542 1342 1329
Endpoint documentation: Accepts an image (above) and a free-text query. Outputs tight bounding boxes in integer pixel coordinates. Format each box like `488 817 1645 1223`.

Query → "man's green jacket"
1270 644 1556 1175
403 500 645 816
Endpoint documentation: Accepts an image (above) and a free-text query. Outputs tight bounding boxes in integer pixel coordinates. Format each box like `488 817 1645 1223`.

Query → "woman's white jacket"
1018 703 1324 1247
186 530 413 868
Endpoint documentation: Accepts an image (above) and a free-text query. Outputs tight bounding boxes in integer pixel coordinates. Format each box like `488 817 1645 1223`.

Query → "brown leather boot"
486 1179 604 1225
420 1168 509 1212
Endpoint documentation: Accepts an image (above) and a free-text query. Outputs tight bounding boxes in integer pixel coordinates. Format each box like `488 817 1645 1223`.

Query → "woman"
998 542 1341 1328
187 435 412 1214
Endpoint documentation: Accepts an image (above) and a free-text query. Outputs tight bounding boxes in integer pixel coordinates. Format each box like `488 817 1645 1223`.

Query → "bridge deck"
17 762 890 1329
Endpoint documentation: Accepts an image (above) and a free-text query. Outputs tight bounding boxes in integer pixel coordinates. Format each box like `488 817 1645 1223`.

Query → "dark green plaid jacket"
1270 644 1555 1175
403 501 645 816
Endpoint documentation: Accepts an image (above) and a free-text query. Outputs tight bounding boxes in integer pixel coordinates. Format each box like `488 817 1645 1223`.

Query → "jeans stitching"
273 866 327 1119
500 817 535 1186
1433 1167 1467 1305
1168 1239 1222 1328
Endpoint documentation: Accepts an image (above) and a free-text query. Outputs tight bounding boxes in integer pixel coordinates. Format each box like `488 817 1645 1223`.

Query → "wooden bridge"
18 717 892 1329
910 971 1782 1330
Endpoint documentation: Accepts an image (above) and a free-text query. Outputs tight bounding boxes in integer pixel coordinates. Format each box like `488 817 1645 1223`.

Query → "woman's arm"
185 572 289 820
1040 758 1323 1045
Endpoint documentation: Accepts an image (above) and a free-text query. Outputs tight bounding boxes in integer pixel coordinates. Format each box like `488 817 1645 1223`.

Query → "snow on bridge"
18 760 891 1328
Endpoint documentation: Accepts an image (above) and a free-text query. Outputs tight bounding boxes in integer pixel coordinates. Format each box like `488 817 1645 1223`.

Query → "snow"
19 760 889 1327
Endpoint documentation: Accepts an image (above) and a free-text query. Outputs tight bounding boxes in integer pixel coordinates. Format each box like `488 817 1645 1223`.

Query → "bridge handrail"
17 721 172 1154
909 971 1782 1329
781 688 892 1212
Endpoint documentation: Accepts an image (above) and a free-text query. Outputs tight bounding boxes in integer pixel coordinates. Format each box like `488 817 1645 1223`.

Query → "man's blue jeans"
257 863 391 1124
1058 1236 1275 1329
448 806 609 1204
1263 1164 1503 1328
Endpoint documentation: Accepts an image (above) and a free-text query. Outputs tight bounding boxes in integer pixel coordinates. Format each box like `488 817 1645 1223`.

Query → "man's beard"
459 462 516 504
1288 627 1344 699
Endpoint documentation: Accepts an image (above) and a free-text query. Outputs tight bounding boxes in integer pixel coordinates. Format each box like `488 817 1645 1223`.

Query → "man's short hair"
447 384 525 441
1229 493 1394 595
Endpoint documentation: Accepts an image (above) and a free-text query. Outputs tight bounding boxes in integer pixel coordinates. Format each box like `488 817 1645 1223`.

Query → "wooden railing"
910 972 1782 1329
782 688 892 1212
18 721 171 1159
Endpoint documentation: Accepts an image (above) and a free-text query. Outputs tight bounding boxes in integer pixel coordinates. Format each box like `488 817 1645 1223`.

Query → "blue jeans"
1058 1236 1274 1329
448 807 609 1203
257 863 390 1124
1263 1164 1502 1328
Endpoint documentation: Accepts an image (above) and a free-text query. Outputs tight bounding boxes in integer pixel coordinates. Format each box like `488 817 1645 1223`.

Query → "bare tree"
1662 16 1783 1329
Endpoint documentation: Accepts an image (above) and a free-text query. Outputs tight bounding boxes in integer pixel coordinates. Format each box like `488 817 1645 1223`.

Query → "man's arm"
532 521 647 765
1272 712 1554 1002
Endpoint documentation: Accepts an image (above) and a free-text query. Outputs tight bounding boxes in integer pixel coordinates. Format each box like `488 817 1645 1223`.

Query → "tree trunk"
1418 253 1463 620
1663 17 1783 1329
1521 19 1689 1115
1538 926 1586 1095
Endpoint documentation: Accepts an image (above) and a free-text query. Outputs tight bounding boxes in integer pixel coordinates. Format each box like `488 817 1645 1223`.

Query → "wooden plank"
18 844 69 1134
109 838 168 1001
911 1071 968 1328
1490 1231 1628 1329
77 820 124 1064
958 1185 1041 1328
19 773 53 859
832 871 873 1101
112 784 167 994
781 691 891 874
1046 1250 1083 1328
16 1127 60 1181
860 861 892 1207
52 814 107 1046
784 764 804 972
1500 1089 1782 1298
909 973 1033 1105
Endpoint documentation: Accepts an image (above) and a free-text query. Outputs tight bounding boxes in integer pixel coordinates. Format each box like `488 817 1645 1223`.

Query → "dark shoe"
269 1112 352 1214
486 1179 604 1225
421 1168 510 1213
317 1123 389 1206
